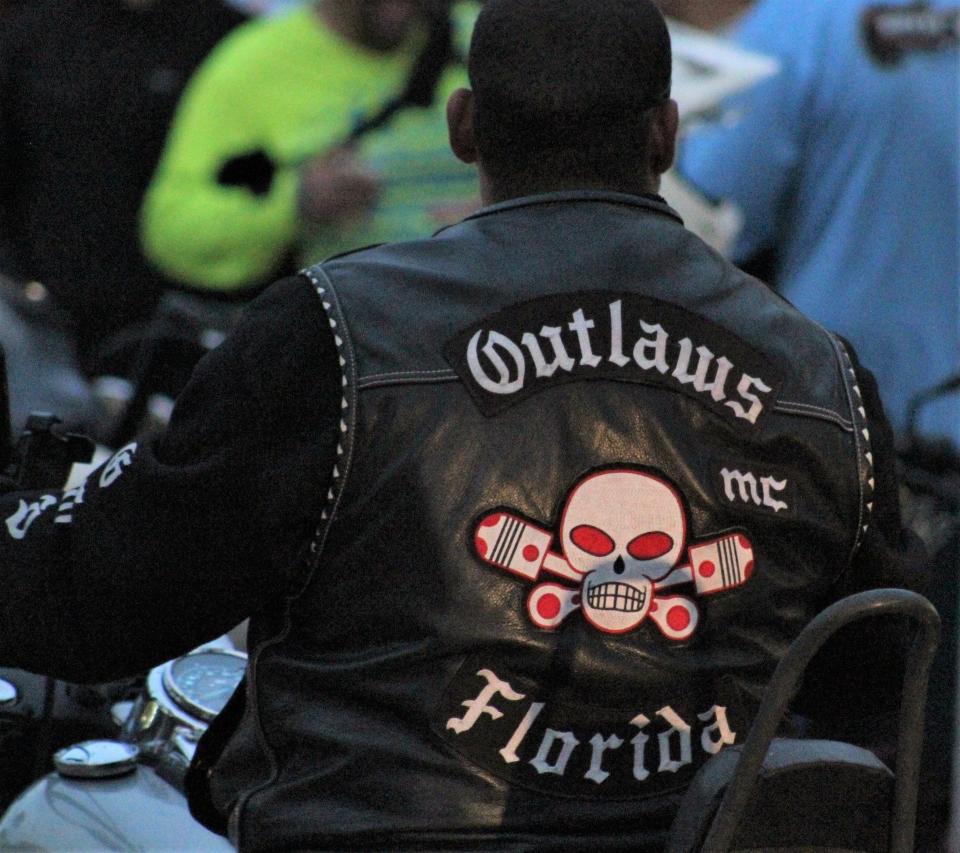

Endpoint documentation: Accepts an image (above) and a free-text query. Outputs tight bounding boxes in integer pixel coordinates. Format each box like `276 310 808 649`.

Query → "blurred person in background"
656 0 753 31
672 0 959 448
0 0 248 375
140 0 480 294
224 0 306 14
669 1 959 844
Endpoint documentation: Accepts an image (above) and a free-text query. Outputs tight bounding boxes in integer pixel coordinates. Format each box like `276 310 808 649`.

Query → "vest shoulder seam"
772 399 854 431
350 379 860 423
357 368 459 389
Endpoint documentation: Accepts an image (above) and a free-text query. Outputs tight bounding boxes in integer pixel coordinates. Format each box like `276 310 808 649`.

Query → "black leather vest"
208 193 876 850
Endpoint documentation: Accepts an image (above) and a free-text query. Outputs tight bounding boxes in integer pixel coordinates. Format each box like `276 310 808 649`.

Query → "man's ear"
447 87 478 165
649 98 680 176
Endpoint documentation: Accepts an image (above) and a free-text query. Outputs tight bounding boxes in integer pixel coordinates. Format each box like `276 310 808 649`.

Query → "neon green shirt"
141 4 479 290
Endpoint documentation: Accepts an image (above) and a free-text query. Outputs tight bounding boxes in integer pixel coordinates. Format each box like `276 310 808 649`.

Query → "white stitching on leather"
360 368 457 381
772 401 854 431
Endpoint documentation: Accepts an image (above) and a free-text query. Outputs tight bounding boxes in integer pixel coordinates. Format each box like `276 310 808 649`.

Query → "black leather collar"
448 190 685 230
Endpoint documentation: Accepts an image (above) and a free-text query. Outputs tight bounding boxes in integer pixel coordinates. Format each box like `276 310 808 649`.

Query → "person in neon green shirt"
141 0 479 291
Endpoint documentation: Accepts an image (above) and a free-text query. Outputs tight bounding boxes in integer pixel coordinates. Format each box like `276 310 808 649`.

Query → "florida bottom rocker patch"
434 661 748 799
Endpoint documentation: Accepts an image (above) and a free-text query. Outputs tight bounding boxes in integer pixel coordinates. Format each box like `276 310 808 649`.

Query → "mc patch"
472 467 756 640
711 461 797 518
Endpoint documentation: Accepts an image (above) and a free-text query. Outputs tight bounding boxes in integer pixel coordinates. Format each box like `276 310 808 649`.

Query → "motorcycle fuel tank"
0 762 231 850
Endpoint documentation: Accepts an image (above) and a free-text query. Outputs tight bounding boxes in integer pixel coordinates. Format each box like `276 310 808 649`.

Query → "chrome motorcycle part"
161 648 246 723
54 739 139 780
0 765 233 850
125 646 246 764
110 699 134 727
0 678 17 707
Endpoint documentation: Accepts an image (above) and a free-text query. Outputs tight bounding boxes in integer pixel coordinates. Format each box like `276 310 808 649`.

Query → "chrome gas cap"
54 739 139 779
0 678 17 706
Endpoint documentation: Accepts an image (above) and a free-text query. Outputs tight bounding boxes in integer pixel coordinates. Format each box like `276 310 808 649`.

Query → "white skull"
559 470 687 633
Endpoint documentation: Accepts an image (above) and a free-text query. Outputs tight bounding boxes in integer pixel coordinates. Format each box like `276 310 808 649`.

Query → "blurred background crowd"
0 0 956 845
1 0 956 447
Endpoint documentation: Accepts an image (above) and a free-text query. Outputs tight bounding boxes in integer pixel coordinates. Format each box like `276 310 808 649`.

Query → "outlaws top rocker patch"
473 467 755 640
443 291 783 427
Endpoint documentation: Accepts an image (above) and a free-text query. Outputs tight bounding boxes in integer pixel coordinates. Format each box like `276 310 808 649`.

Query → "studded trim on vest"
301 265 358 586
230 267 357 848
831 337 876 555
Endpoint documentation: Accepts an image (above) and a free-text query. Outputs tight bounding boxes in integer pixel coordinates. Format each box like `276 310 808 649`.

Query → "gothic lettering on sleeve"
5 495 57 540
444 291 782 426
99 442 139 489
55 481 87 525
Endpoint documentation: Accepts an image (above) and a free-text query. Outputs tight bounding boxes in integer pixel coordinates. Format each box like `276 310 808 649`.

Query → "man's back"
197 192 894 850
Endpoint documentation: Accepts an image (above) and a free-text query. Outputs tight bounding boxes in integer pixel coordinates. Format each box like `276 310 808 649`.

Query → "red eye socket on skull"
570 525 615 557
627 531 674 560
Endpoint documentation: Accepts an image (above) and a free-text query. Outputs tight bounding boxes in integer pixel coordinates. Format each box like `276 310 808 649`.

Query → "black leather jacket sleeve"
0 276 338 681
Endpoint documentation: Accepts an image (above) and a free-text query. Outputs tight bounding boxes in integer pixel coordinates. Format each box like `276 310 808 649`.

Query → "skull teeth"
586 582 647 612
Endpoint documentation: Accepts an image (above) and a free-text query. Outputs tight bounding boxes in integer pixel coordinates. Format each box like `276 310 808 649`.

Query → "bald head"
447 0 678 201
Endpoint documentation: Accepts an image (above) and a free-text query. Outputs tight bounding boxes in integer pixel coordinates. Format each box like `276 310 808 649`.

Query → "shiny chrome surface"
54 740 140 780
0 644 247 850
161 648 246 723
0 677 17 706
122 646 246 765
0 766 232 850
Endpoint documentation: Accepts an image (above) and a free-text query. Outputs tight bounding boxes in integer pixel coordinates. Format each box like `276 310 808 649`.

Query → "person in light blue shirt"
223 0 303 14
679 0 959 445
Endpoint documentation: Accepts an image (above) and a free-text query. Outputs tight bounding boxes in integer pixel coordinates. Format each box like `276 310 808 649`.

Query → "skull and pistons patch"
473 468 755 640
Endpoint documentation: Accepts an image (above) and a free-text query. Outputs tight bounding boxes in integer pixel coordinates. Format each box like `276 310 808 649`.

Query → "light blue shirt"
680 0 960 442
222 0 304 16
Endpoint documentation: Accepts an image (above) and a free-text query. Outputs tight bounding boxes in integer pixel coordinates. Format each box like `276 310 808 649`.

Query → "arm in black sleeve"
0 275 340 682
